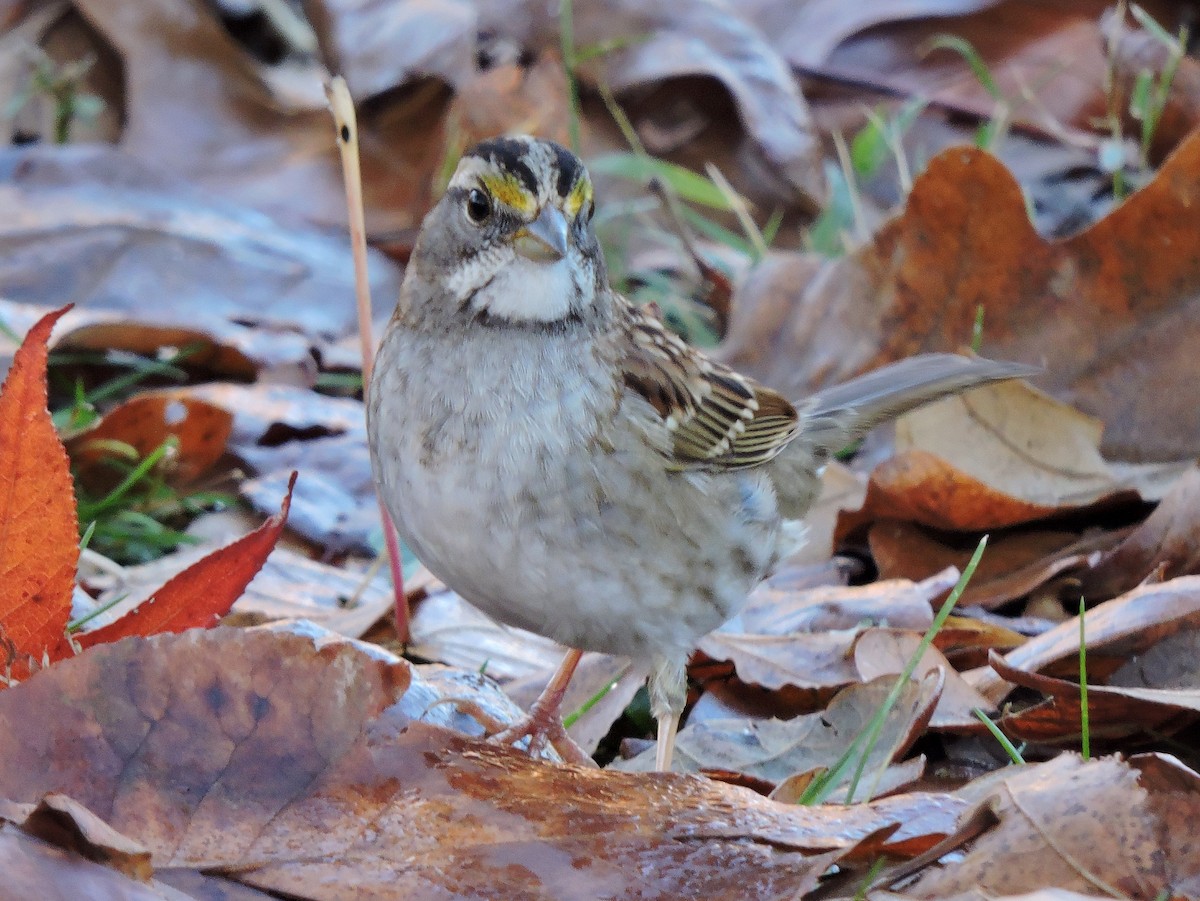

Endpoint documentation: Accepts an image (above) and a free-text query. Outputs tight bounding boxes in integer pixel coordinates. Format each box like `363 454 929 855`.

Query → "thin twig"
325 76 410 645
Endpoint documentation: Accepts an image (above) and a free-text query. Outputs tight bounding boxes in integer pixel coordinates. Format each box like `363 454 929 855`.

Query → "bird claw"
451 697 596 767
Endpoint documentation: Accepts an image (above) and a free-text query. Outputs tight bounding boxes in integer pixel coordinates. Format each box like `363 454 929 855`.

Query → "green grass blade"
972 707 1025 765
800 535 988 805
1079 596 1090 760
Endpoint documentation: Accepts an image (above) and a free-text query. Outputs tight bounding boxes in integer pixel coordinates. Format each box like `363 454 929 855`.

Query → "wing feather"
618 300 798 470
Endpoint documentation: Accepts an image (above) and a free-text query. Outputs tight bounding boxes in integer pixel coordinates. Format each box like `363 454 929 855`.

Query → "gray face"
404 136 608 333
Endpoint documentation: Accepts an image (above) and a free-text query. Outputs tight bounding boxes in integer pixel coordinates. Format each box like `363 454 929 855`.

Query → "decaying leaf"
907 753 1192 898
969 576 1200 705
617 671 942 792
69 392 232 487
724 133 1200 461
0 625 975 898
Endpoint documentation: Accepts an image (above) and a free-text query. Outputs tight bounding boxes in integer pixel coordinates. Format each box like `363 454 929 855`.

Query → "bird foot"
453 698 596 767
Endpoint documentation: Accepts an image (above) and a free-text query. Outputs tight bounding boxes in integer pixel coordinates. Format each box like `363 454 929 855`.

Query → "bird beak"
512 206 569 262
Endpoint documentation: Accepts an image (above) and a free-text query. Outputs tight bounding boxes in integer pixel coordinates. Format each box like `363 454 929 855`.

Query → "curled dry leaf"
0 626 971 899
908 753 1196 898
68 392 233 488
616 671 942 792
1080 466 1200 601
869 519 1107 611
989 650 1200 743
699 570 954 691
0 307 77 679
837 379 1189 541
855 629 994 730
968 575 1200 705
723 133 1200 461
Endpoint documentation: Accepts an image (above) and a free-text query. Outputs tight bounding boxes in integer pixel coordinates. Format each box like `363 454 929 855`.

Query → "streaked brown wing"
619 301 798 470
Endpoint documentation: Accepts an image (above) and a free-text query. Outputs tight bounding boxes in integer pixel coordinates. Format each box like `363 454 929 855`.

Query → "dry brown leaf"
699 571 955 692
723 133 1200 461
69 393 232 487
0 626 411 865
870 520 1103 610
1080 466 1200 600
990 651 1200 743
1129 753 1200 897
615 672 942 793
968 576 1200 705
726 568 939 636
836 380 1188 540
855 629 993 729
908 753 1190 898
0 626 973 898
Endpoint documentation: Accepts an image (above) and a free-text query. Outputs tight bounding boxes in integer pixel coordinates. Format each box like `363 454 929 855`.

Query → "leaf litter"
3 1 1200 898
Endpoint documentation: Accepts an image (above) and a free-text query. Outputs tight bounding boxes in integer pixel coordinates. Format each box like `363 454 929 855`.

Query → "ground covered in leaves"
3 0 1200 898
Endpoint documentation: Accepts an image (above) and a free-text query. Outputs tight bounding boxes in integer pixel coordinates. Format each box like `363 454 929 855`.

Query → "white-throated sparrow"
368 136 1033 770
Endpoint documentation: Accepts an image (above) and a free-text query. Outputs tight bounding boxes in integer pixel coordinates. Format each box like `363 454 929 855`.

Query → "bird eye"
466 188 492 224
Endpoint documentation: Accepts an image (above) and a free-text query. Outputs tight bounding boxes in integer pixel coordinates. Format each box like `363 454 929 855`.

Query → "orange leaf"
0 306 78 672
75 473 296 649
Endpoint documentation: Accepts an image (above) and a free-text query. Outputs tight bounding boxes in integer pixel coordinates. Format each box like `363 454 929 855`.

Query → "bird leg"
649 655 688 771
468 647 594 766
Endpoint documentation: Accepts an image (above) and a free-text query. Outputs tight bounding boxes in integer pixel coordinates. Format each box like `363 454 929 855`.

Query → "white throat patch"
471 258 579 322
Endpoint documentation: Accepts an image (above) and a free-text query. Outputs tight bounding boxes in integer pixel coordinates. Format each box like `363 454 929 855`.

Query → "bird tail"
800 353 1038 456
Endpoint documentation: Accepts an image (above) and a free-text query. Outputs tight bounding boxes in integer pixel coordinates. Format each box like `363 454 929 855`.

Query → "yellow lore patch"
480 173 536 216
564 177 593 218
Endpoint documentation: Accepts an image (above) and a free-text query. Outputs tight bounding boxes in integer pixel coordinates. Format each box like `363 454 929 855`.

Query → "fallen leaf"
69 392 232 487
1129 752 1200 897
869 519 1103 610
723 133 1200 461
837 379 1188 539
182 383 377 552
1080 466 1200 600
855 629 994 729
0 307 77 678
989 651 1200 743
700 571 955 691
616 671 942 793
0 625 972 898
74 474 295 649
908 753 1184 898
70 0 440 232
968 576 1200 704
0 143 401 377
